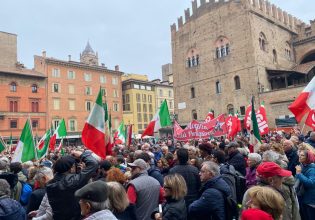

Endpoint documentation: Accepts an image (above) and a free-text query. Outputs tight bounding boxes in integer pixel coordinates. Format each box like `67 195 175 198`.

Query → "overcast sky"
1 0 313 80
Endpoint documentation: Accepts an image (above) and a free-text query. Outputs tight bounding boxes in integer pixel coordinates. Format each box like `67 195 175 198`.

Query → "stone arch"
215 36 230 58
259 32 267 51
300 49 315 64
186 48 200 67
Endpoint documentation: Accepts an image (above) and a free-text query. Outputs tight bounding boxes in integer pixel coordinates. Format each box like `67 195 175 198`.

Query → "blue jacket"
0 195 26 220
189 175 231 220
296 163 315 205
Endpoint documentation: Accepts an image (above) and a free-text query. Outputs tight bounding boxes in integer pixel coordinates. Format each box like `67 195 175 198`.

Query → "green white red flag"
250 97 262 151
104 102 113 155
82 89 106 158
12 119 36 162
0 137 6 153
37 129 51 159
142 99 172 138
117 121 126 143
49 119 67 150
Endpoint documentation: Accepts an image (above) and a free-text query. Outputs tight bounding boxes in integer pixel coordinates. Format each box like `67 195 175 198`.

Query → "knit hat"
75 181 108 202
257 162 291 178
241 208 273 220
54 155 76 173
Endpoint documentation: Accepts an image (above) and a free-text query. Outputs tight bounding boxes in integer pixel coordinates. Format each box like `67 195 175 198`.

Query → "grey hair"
86 199 109 212
35 167 54 181
0 179 11 196
262 150 280 162
188 145 197 153
202 161 220 176
22 161 34 169
248 153 262 164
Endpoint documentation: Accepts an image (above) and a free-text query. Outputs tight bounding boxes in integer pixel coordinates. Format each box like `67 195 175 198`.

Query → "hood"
0 196 25 219
283 175 295 186
17 171 27 182
203 175 231 196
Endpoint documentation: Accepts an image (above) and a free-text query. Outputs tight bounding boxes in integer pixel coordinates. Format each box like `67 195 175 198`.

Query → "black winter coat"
285 149 299 176
151 198 187 220
189 175 232 220
26 188 46 214
169 164 201 208
46 151 98 220
227 151 246 176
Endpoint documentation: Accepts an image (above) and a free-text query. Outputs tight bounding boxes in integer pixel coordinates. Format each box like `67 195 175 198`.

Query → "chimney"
42 51 46 58
115 65 120 71
68 55 71 61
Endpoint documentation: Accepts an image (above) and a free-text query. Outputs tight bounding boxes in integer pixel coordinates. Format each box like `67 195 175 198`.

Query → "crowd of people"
0 128 315 220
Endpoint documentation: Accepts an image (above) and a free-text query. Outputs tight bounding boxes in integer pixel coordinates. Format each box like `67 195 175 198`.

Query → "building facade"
162 63 173 83
0 31 47 143
171 0 315 127
151 79 174 115
122 74 156 135
33 43 123 142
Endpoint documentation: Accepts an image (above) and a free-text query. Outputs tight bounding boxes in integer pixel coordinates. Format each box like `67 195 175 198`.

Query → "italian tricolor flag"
82 89 106 158
12 119 36 163
250 96 262 152
117 121 126 143
37 129 51 159
49 119 67 151
141 99 172 138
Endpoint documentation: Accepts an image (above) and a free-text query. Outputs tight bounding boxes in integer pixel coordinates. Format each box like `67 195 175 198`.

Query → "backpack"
215 187 239 220
221 164 247 204
19 181 32 206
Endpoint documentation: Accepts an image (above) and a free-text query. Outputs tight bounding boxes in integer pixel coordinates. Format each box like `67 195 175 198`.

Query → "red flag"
226 115 238 139
202 114 227 137
289 77 315 122
205 110 214 122
244 105 251 130
305 109 315 130
126 125 133 147
173 120 184 138
257 105 269 135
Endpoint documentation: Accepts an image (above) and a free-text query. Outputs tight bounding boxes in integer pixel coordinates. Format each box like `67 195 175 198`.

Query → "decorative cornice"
44 58 123 75
293 35 315 46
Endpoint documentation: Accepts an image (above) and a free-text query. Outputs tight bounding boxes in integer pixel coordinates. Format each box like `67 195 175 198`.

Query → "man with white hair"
189 161 233 220
27 167 54 214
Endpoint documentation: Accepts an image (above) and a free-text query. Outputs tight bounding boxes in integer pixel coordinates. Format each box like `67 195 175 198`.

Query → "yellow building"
122 75 156 135
152 79 174 115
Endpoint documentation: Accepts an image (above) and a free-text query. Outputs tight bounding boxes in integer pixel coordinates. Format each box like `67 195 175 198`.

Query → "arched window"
192 109 198 120
10 82 17 92
216 81 221 94
215 37 230 59
234 76 241 90
186 49 199 68
32 84 38 93
191 87 195 98
259 32 267 51
272 49 277 63
227 104 234 115
285 42 292 61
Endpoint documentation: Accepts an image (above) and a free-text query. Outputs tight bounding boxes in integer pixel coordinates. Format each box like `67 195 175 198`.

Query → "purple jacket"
245 167 257 188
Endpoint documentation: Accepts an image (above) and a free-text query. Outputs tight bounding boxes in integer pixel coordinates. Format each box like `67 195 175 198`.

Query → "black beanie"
54 155 76 173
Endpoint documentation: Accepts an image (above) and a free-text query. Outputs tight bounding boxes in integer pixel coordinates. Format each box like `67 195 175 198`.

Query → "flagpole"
301 123 306 134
